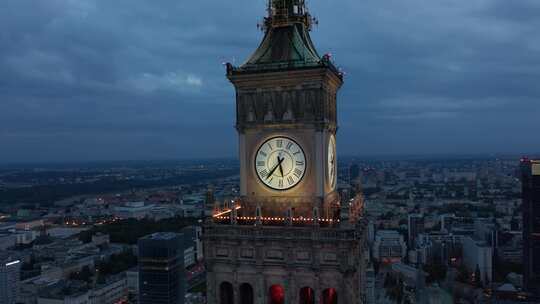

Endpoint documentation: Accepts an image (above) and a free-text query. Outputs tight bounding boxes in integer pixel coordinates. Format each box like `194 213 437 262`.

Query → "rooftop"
141 232 179 241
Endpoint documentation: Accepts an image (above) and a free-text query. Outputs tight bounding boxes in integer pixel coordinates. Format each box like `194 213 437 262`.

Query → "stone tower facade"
204 1 368 304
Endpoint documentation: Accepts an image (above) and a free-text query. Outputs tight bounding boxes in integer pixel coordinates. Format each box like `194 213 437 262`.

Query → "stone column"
256 271 265 304
314 274 321 304
207 274 216 304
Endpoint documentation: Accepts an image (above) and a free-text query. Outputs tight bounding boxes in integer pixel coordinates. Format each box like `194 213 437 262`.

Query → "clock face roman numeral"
255 136 306 191
287 176 294 185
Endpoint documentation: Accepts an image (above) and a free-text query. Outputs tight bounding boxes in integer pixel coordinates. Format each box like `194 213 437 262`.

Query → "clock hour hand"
278 157 284 177
266 157 284 179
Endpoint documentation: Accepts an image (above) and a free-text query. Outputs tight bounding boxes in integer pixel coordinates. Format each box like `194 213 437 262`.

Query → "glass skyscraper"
138 232 185 304
521 159 540 296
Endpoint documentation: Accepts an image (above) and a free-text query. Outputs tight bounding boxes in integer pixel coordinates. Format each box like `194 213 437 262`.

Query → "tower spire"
225 0 340 78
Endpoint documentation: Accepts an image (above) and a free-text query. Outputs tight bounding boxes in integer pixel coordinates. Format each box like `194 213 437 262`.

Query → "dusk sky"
1 0 540 163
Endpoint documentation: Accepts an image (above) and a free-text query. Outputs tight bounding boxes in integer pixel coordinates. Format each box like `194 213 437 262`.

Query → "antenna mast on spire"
263 0 316 31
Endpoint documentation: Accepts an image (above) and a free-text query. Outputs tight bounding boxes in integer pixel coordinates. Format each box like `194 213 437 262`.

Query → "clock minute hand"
266 157 284 179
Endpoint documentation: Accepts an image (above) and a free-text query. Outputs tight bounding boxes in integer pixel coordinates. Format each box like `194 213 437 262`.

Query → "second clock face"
255 136 306 191
328 134 337 189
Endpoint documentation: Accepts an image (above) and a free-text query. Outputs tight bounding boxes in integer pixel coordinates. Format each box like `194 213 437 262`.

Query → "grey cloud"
0 0 539 162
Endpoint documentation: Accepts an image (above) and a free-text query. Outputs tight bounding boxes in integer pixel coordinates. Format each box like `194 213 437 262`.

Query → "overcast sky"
1 0 539 163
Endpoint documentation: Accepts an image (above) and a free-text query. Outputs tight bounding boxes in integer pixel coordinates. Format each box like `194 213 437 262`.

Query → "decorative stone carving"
246 95 256 122
282 93 294 122
236 86 337 128
263 93 274 122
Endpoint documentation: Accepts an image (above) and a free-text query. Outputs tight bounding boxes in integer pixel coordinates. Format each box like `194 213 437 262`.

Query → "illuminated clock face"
255 136 306 190
328 135 336 188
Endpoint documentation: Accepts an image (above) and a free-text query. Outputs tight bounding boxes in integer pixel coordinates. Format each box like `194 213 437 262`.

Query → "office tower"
521 158 540 295
408 214 425 248
0 254 20 304
203 1 368 303
138 233 185 304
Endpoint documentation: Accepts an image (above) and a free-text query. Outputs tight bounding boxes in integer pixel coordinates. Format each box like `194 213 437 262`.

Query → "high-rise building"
0 254 20 304
462 236 493 285
205 185 216 216
521 158 540 295
203 1 368 303
408 214 425 248
138 232 185 304
349 164 360 185
372 230 407 263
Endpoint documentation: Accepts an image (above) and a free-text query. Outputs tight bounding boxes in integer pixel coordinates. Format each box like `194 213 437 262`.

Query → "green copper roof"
240 23 322 70
227 0 341 77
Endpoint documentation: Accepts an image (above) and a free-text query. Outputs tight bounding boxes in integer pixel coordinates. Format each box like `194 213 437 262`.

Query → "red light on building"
322 288 337 304
269 285 285 304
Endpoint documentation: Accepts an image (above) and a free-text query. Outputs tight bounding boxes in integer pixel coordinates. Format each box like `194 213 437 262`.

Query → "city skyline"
1 0 540 162
1 1 538 303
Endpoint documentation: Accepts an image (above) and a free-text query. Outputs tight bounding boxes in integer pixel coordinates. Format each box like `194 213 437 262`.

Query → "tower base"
203 220 368 304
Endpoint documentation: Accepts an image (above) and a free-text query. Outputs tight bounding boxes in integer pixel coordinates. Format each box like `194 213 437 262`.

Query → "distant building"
441 215 475 236
138 232 184 304
0 234 16 250
37 281 89 304
367 220 376 245
389 263 427 304
365 264 376 304
408 214 425 248
181 226 203 267
474 218 496 243
91 233 110 246
113 202 154 220
349 163 360 184
521 159 540 295
205 185 215 216
126 268 139 302
411 232 458 266
373 230 407 263
462 236 493 284
15 219 44 231
0 255 21 304
89 274 127 304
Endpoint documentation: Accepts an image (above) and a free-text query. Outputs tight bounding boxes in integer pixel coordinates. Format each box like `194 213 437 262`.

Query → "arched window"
220 282 234 304
269 284 285 304
299 287 314 304
240 283 254 304
322 288 337 304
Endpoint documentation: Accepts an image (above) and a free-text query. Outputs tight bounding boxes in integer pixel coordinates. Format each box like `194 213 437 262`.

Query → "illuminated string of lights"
212 205 242 218
213 216 339 223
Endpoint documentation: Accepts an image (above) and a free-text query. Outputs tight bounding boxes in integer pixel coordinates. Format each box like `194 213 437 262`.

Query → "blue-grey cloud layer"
1 0 539 162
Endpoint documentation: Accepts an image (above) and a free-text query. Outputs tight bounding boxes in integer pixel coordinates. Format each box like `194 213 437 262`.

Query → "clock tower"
228 0 341 220
204 1 368 304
